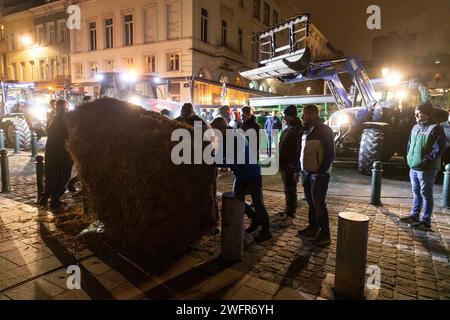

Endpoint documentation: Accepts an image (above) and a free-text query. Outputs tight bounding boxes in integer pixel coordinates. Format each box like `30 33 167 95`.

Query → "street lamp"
307 87 311 95
20 35 32 47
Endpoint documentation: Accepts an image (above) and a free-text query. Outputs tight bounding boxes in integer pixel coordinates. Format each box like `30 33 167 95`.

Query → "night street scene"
0 0 449 312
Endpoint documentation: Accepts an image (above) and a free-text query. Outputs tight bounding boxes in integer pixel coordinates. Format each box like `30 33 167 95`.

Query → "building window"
143 5 157 43
39 59 47 80
89 62 98 78
61 56 68 76
124 57 134 68
166 0 181 40
253 0 260 19
124 14 134 46
221 20 227 47
57 20 66 42
169 82 180 102
251 36 259 62
167 53 180 71
49 58 56 80
9 34 16 51
273 10 279 25
20 62 26 81
36 25 45 45
263 3 270 26
89 22 97 51
75 63 83 79
0 25 5 40
29 61 35 81
11 63 17 80
47 22 55 44
201 8 208 42
104 18 113 49
144 55 156 73
238 29 243 53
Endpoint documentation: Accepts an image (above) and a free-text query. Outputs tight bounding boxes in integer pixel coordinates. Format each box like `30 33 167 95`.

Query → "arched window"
198 67 212 80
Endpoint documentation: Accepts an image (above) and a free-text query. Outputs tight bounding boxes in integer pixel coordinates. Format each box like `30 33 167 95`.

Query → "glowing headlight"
386 72 402 87
396 90 408 100
30 105 48 122
130 95 142 106
120 71 138 83
337 114 351 126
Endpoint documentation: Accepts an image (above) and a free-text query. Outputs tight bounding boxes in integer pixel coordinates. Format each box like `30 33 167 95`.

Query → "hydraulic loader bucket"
240 47 311 81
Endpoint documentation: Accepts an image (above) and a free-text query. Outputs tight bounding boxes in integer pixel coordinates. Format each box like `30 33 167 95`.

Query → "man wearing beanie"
278 105 303 227
297 104 335 246
401 103 445 231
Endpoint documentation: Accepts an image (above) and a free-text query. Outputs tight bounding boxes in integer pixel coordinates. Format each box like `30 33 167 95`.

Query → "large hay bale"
65 98 217 260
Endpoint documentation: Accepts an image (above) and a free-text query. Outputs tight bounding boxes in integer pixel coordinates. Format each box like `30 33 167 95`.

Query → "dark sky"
294 0 450 59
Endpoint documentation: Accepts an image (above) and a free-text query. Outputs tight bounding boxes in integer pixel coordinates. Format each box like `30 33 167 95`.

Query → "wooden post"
334 211 369 300
220 192 244 262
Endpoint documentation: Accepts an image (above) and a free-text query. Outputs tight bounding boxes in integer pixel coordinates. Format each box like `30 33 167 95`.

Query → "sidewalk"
0 152 449 300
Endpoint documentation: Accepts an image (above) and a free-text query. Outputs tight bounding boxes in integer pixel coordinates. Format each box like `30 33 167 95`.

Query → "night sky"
294 0 450 59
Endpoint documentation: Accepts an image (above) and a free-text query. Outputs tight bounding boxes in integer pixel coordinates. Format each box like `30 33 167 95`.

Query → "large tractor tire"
358 128 385 175
2 117 32 149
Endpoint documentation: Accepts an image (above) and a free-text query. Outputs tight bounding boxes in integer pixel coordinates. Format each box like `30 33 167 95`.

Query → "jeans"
280 169 298 217
410 169 437 224
266 133 277 157
302 172 330 236
233 176 270 232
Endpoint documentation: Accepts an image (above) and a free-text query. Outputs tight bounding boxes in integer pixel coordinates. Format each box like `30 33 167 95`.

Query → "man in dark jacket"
176 103 207 129
298 104 335 246
211 117 272 242
38 100 73 210
238 106 260 161
439 112 450 165
278 105 303 227
264 110 282 158
401 103 445 231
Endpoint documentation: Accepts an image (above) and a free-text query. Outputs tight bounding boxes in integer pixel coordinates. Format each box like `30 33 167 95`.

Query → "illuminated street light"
306 87 311 94
153 77 161 84
95 73 104 81
120 71 138 83
20 35 32 46
386 72 402 87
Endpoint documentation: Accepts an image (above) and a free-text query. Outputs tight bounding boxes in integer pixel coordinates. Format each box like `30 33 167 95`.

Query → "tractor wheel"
358 128 385 175
2 117 32 149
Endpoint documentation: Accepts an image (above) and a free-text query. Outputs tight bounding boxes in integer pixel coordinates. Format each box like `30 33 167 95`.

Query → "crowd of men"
39 98 448 246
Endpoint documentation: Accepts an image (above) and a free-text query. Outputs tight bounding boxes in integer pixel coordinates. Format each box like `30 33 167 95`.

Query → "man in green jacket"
401 103 445 231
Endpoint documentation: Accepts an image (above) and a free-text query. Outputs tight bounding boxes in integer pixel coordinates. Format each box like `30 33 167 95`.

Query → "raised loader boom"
240 14 378 112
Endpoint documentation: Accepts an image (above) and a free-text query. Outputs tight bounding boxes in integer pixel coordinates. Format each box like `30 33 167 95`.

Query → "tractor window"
5 88 33 102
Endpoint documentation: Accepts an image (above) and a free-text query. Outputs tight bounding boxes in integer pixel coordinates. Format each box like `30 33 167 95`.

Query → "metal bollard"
35 155 44 200
0 129 4 150
31 132 38 158
1 149 11 193
14 130 20 154
370 161 383 206
334 212 370 300
220 192 245 262
441 164 450 209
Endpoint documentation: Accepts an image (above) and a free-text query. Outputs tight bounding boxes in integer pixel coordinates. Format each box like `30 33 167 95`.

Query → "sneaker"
254 230 272 243
279 216 293 228
399 215 419 224
245 222 260 234
412 221 432 232
312 233 331 247
298 226 319 238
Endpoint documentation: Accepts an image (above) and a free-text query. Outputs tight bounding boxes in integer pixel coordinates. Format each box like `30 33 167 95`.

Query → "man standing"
298 105 335 246
401 103 445 231
46 99 57 129
264 110 282 158
175 103 207 129
238 106 260 161
278 106 303 227
38 100 73 210
211 117 272 242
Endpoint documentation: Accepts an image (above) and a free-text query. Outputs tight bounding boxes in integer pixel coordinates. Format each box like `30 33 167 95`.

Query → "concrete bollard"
0 129 4 150
14 130 20 154
220 192 245 262
441 164 450 209
35 155 44 200
334 212 369 300
370 161 383 206
31 132 38 158
1 149 11 193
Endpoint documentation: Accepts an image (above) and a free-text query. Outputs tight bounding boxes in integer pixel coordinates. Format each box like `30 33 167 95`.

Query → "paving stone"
273 287 315 300
244 276 279 295
228 285 273 300
4 278 65 300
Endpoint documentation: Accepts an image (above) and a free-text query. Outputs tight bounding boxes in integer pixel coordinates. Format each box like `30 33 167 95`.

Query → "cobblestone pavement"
0 149 449 300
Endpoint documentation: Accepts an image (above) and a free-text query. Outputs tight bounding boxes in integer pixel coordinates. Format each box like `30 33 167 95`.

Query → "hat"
283 105 298 118
415 103 433 117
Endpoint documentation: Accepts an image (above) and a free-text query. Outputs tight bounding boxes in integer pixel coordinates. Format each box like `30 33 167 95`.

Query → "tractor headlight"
130 95 142 106
30 105 48 122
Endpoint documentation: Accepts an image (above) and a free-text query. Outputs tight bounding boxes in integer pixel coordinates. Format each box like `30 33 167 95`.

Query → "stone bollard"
220 192 245 262
334 212 369 300
31 132 38 158
14 130 20 154
0 129 4 150
441 164 450 209
35 155 44 200
370 161 383 206
1 149 11 193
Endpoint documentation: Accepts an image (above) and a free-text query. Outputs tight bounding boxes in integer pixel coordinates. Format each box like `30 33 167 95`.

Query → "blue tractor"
240 14 447 174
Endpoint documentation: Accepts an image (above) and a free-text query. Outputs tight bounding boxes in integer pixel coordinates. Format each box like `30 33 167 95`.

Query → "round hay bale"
65 98 217 260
